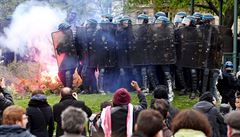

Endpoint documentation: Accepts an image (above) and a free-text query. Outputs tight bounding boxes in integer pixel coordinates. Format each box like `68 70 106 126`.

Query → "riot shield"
177 26 206 69
76 26 98 68
150 24 176 65
51 29 78 69
203 25 223 69
95 23 117 68
115 26 134 68
177 25 224 69
130 24 152 65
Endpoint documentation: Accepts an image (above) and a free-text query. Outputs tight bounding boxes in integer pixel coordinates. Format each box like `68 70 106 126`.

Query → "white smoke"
0 0 66 68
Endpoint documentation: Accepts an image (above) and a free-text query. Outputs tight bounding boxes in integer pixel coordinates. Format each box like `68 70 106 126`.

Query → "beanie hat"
113 88 131 106
199 92 214 103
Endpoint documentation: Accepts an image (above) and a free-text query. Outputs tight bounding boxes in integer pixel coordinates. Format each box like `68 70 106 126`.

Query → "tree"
0 0 27 20
126 0 240 28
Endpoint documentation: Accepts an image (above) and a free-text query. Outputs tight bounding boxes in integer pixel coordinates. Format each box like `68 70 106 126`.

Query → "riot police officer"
174 12 190 96
154 16 175 101
79 19 98 94
217 61 239 109
154 11 166 21
200 13 221 100
96 19 117 93
115 16 134 90
57 23 79 88
132 13 150 93
173 11 187 27
180 16 199 99
193 12 203 26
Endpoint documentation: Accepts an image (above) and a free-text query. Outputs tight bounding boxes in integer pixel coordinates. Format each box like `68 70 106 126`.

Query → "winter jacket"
26 94 54 137
193 101 227 137
100 92 147 137
0 88 14 124
0 125 35 137
173 129 207 137
53 95 92 137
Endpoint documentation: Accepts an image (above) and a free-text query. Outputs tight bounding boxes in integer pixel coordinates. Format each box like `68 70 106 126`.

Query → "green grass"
14 92 198 112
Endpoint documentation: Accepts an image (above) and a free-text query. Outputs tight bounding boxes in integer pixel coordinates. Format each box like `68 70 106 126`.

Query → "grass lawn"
14 92 198 113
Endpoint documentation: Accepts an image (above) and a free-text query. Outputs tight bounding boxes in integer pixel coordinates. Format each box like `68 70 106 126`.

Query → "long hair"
171 109 212 137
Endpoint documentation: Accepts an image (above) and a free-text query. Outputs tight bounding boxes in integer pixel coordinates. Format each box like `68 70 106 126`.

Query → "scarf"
101 104 134 137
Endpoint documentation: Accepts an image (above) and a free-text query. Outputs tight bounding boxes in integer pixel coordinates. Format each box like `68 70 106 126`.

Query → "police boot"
190 69 198 99
148 67 159 92
189 92 196 100
141 67 149 94
98 68 105 94
165 72 174 102
179 89 187 96
176 68 188 95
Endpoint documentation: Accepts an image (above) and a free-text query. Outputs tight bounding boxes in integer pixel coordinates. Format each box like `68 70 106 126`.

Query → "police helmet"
155 11 166 19
202 13 215 22
87 19 97 24
176 11 187 18
137 14 149 20
182 16 195 26
193 12 203 19
155 16 170 25
100 18 111 24
224 61 233 70
102 13 113 22
58 23 71 30
120 16 131 23
87 19 97 27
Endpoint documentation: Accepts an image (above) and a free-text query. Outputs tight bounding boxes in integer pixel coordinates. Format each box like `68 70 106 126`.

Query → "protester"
152 99 172 137
53 87 92 137
60 106 87 137
235 91 240 111
150 85 178 128
99 81 147 137
225 111 240 137
90 101 112 137
193 92 227 137
27 90 54 137
171 109 212 137
133 109 164 137
0 78 14 124
0 105 35 137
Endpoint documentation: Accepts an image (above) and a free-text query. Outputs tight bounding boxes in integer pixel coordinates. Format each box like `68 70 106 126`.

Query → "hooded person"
99 81 147 137
193 92 227 137
26 90 54 137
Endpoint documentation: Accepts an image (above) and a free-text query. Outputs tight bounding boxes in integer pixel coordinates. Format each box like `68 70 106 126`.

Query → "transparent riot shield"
115 26 132 68
130 24 152 65
150 24 176 65
95 23 117 68
177 26 206 68
51 29 78 69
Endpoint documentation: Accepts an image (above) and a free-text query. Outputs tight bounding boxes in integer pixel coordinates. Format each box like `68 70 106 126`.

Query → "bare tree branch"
195 4 210 9
205 0 219 16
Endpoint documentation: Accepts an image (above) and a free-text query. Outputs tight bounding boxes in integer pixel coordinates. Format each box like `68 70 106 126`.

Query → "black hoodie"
193 101 227 137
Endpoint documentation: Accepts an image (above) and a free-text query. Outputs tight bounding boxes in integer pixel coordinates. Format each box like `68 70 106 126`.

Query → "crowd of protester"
1 76 240 137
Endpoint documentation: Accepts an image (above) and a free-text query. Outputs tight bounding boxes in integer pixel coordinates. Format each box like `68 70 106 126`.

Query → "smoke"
0 0 66 71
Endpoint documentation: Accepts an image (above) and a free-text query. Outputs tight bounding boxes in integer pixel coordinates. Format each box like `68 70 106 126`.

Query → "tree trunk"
223 6 234 28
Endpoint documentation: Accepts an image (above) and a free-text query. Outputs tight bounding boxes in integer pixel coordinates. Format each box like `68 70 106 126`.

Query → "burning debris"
0 62 62 94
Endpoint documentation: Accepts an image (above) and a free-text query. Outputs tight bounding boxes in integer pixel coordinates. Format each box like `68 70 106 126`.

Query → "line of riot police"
53 11 231 102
